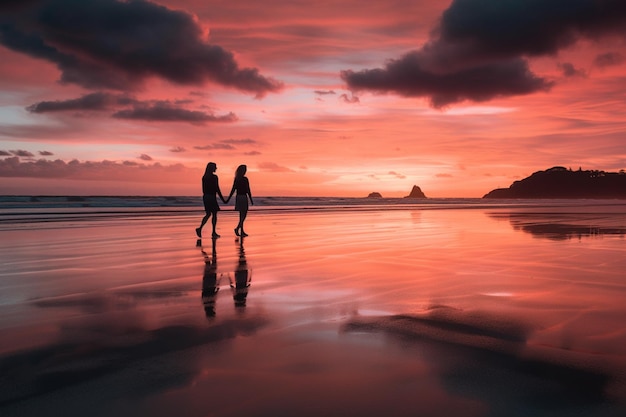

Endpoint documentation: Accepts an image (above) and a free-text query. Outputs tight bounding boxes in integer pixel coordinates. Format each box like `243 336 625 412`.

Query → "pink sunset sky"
1 0 626 198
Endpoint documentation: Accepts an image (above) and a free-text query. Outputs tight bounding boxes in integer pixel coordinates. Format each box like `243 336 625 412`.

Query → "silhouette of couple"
196 163 254 239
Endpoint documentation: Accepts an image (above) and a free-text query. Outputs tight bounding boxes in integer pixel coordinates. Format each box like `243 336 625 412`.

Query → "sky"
1 0 626 198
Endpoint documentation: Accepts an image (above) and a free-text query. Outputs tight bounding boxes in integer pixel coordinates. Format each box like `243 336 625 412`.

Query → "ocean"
2 195 626 234
3 194 626 216
1 194 495 211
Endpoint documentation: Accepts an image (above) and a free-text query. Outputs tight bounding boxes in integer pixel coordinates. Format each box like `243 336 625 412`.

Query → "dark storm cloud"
113 102 237 124
593 52 625 68
0 0 40 12
26 92 234 124
0 0 283 96
26 92 135 113
343 53 549 108
436 0 626 59
342 0 626 107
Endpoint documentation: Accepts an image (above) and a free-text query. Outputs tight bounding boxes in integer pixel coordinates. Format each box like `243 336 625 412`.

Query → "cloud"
388 171 406 179
559 62 586 78
593 52 625 68
339 93 360 104
244 151 262 156
434 0 626 59
10 149 35 157
27 92 235 124
314 90 336 95
170 146 186 153
342 0 626 107
257 162 295 172
0 0 282 96
194 138 258 151
0 151 11 156
26 92 135 113
222 138 258 145
342 54 549 108
194 144 235 150
0 156 194 182
138 154 153 161
39 150 54 156
113 103 237 124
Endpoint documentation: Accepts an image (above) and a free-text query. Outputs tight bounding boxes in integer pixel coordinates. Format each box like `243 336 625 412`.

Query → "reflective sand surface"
1 204 626 416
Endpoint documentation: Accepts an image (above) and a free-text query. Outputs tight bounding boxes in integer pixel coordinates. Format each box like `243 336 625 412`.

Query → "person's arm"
247 178 254 205
225 181 236 204
216 177 226 203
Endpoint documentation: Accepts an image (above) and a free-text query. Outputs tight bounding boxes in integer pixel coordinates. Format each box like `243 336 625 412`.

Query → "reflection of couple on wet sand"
199 237 250 318
196 162 254 239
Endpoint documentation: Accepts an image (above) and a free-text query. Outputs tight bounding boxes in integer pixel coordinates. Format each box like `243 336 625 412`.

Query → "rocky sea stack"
404 185 426 199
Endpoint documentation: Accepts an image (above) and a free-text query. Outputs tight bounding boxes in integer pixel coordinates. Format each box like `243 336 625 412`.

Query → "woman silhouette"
196 162 226 239
226 164 254 237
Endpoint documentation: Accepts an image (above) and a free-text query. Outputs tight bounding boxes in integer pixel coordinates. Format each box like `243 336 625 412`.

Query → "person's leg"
211 211 220 238
239 209 248 236
197 213 210 237
234 210 241 236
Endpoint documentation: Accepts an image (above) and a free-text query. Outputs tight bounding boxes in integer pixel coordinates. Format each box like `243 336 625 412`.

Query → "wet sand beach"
1 202 626 417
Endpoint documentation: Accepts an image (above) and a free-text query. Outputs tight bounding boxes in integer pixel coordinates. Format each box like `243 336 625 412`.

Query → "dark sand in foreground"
1 204 626 416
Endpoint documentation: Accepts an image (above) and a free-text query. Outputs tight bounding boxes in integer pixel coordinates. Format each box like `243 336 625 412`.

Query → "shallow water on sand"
1 204 626 416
